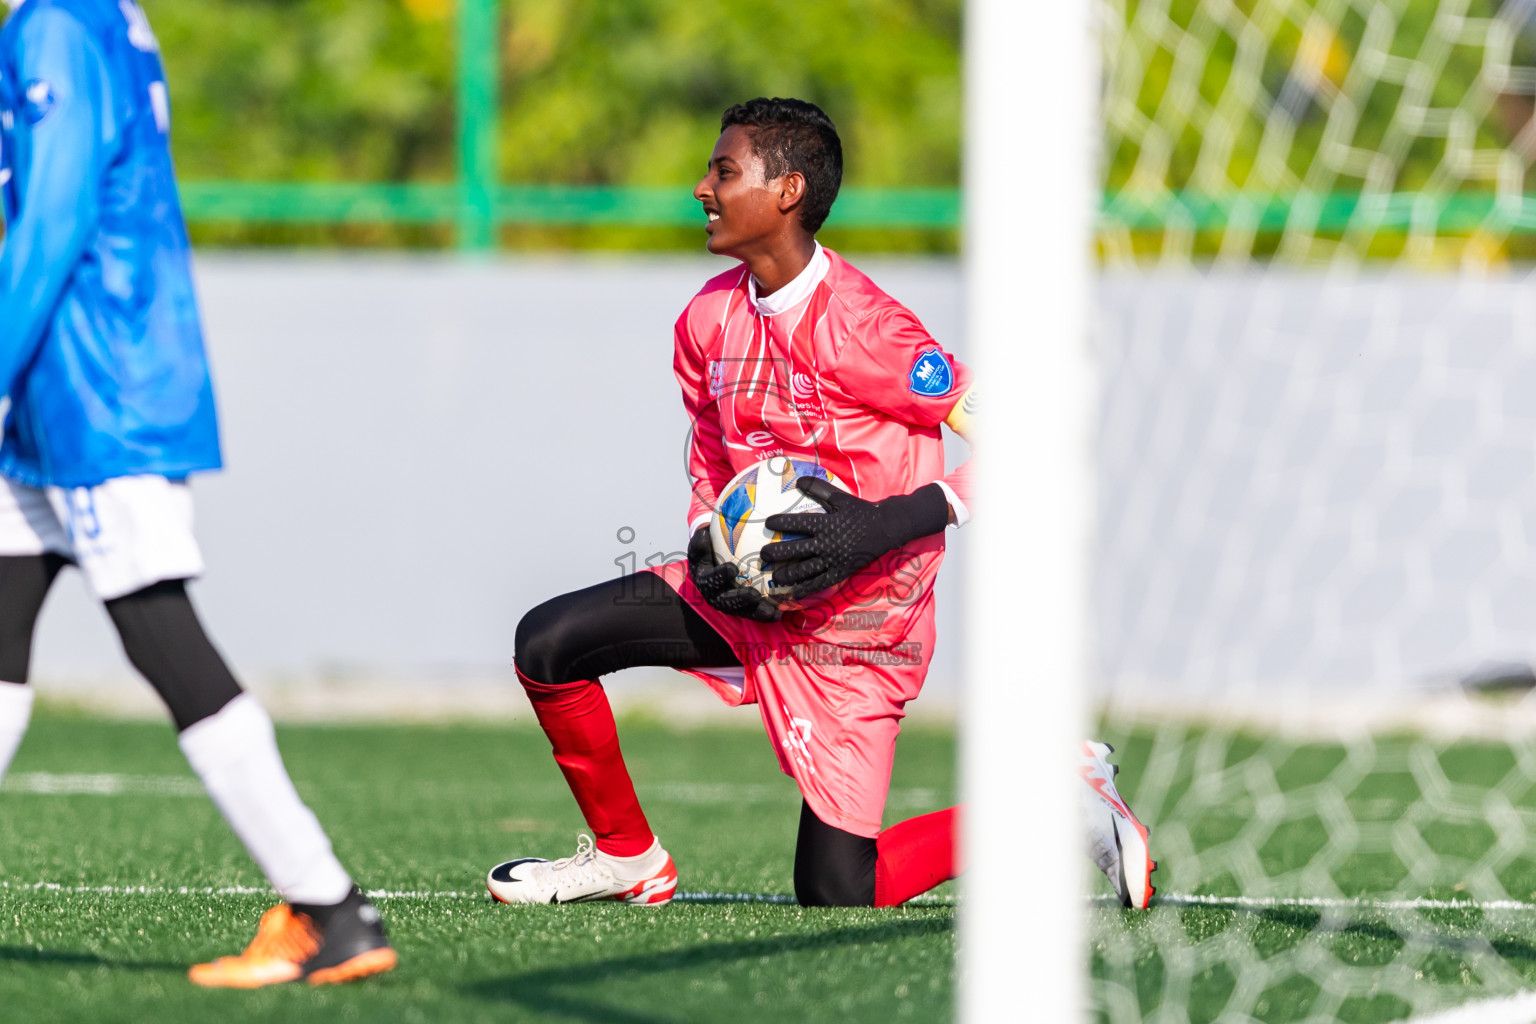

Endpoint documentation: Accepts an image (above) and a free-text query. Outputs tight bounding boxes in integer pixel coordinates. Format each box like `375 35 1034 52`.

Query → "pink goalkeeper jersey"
674 245 972 650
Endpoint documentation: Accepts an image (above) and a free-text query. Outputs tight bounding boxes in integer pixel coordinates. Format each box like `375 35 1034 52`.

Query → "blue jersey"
0 0 220 488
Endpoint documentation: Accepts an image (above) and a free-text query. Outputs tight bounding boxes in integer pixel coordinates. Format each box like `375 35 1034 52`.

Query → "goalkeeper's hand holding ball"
761 478 951 601
687 526 783 622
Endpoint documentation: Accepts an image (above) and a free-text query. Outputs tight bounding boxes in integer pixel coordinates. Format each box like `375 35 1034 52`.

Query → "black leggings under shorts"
515 572 879 907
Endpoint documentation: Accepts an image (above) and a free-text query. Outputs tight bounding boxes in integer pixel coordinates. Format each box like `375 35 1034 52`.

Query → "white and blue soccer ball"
709 456 847 597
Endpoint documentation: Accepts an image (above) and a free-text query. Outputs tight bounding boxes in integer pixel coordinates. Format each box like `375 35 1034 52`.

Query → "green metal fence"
178 0 959 250
178 183 962 237
1099 191 1536 234
178 0 1525 251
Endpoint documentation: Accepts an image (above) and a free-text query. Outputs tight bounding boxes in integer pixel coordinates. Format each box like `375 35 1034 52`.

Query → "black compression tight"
794 800 878 906
0 555 242 732
515 572 880 906
514 573 741 686
0 554 66 683
105 579 244 731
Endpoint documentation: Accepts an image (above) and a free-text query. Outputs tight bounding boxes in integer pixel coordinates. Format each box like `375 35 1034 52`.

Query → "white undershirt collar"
748 242 828 316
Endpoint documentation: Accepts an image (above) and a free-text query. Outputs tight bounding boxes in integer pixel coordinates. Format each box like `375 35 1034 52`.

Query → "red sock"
518 668 655 857
874 806 959 907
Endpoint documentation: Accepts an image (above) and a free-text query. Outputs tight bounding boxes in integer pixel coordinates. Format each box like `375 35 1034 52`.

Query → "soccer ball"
709 456 847 597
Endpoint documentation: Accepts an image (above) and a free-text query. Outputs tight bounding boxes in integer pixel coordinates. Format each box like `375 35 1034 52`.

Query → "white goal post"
962 0 1094 1020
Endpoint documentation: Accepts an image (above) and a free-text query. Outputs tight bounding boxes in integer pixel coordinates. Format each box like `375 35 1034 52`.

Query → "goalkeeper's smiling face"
694 125 808 260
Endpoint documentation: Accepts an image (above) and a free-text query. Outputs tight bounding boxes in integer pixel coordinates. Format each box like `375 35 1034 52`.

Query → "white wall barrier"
31 255 968 707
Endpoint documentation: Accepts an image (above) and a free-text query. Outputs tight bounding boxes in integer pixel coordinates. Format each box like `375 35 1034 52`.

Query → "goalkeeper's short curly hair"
720 98 843 234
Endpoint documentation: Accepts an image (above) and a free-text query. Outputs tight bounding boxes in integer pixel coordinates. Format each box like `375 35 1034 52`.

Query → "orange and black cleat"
189 888 397 988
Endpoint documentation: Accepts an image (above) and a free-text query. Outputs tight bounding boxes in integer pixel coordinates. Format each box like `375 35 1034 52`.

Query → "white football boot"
1080 741 1156 909
487 834 678 906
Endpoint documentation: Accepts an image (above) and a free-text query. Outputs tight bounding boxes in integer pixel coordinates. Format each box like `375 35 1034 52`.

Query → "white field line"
1144 893 1536 914
1389 991 1536 1024
8 882 1531 913
0 772 940 808
3 772 204 797
1086 893 1536 913
6 881 1535 924
0 880 955 906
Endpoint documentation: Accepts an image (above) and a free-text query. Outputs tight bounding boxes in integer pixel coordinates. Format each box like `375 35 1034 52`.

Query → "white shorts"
0 474 204 600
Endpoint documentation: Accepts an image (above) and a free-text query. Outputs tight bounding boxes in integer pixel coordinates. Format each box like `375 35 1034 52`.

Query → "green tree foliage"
147 0 958 189
135 0 959 248
152 0 457 182
1105 0 1514 197
494 0 959 188
1101 0 1536 261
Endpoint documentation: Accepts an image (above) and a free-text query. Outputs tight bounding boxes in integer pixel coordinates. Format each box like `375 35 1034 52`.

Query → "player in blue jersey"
0 0 396 986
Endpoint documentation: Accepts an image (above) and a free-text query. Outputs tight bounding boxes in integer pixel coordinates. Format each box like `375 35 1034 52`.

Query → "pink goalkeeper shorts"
648 560 936 838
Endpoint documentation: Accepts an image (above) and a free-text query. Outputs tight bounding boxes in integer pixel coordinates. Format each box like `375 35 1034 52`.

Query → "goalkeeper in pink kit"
489 98 1155 909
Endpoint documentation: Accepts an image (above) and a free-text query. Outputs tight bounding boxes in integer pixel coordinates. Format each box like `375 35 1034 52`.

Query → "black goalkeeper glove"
761 478 951 600
687 525 783 623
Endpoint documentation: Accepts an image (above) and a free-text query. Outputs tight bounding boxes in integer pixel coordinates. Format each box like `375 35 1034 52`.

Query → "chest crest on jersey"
708 359 726 397
786 371 825 417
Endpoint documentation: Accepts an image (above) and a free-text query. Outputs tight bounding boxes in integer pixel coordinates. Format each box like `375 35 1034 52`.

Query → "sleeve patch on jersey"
21 80 55 125
908 349 955 397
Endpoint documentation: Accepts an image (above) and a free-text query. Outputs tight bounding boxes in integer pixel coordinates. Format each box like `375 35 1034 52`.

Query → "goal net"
1093 1 1536 1020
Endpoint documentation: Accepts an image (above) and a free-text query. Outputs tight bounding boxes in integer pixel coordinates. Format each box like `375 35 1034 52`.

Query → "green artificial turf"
12 707 1536 1023
0 709 957 1023
1091 719 1536 1023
